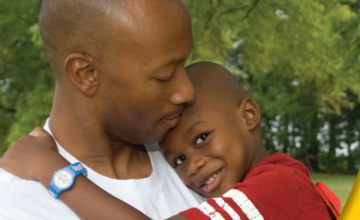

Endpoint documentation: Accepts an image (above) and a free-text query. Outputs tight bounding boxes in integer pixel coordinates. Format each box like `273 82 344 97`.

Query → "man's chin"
141 129 169 145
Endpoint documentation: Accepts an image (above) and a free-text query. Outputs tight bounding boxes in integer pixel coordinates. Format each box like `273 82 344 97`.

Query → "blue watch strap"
71 162 87 176
48 162 87 198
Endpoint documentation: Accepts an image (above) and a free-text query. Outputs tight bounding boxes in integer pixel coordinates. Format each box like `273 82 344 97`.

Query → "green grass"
310 173 356 210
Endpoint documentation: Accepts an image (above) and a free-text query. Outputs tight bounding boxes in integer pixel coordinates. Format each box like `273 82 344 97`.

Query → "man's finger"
29 127 49 137
0 158 8 169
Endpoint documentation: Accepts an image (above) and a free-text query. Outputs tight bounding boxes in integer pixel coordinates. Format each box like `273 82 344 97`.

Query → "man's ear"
64 53 99 97
239 98 261 130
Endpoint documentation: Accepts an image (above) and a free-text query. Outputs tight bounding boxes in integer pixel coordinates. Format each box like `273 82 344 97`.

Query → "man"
0 0 203 219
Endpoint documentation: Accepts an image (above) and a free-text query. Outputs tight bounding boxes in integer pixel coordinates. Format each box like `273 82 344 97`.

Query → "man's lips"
161 111 182 128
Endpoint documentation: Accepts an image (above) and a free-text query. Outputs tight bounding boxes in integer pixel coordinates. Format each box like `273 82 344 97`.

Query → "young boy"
0 62 340 219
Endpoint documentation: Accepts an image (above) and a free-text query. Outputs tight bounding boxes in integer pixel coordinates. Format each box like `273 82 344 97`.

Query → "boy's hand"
0 127 68 185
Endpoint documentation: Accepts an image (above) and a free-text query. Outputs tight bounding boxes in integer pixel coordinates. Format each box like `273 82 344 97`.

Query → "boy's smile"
194 162 224 195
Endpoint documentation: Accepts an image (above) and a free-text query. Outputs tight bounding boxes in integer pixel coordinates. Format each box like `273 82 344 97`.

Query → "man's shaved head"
186 62 248 110
39 0 128 72
39 0 190 78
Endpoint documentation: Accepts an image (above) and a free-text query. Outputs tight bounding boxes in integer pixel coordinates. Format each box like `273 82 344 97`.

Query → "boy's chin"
198 188 227 198
199 182 238 198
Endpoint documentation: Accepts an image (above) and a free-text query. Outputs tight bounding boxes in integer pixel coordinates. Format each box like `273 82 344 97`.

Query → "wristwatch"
48 162 87 198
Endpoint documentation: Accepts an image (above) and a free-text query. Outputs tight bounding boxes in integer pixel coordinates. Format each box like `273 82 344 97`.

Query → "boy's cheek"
179 172 195 189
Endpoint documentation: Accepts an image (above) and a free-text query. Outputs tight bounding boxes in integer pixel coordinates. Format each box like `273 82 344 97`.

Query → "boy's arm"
59 174 150 219
0 127 149 220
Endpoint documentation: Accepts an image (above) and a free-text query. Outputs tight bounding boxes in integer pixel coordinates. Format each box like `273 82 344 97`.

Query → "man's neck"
49 107 152 179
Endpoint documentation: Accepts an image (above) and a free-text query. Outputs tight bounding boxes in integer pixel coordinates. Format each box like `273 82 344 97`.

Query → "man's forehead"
120 0 189 31
103 0 192 71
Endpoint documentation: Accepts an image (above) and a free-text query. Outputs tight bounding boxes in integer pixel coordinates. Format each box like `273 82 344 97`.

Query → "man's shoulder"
0 168 79 219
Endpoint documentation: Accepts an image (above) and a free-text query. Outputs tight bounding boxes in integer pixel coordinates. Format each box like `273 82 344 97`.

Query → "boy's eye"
195 133 208 146
174 154 186 167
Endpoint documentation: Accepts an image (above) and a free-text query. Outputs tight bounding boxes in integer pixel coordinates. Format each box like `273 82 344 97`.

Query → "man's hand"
0 127 68 185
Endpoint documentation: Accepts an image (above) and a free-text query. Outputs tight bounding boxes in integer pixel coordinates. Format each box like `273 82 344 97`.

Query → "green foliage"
0 0 53 154
188 0 359 109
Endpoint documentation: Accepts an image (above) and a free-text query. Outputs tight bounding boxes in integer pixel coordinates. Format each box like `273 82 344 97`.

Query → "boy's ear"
238 98 261 130
64 53 99 97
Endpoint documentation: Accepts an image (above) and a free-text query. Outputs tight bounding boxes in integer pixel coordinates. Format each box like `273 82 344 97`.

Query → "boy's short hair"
186 61 249 109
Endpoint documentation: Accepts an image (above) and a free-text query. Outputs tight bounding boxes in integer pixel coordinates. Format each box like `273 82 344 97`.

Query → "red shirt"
181 153 340 220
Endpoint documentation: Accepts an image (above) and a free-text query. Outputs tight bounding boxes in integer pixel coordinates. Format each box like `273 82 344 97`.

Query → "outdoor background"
0 0 359 208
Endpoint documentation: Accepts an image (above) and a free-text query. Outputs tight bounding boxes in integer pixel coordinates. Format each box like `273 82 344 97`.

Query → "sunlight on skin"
340 171 360 219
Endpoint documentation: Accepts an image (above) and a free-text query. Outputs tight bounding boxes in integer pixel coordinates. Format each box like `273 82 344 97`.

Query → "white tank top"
44 119 203 219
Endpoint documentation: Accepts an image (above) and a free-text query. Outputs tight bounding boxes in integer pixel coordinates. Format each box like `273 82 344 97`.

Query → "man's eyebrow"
183 120 204 141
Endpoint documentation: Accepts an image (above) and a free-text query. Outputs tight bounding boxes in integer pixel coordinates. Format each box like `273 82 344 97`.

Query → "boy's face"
95 0 195 144
161 99 255 198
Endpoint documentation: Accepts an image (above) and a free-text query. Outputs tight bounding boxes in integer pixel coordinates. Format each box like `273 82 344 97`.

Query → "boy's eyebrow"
183 120 204 140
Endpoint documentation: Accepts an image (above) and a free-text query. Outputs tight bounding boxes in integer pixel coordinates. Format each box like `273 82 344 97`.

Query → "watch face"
54 170 73 189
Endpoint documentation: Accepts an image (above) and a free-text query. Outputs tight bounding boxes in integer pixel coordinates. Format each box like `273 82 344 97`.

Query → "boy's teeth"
205 173 218 185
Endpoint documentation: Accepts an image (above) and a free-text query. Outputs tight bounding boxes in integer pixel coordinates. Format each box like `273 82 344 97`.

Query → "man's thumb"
29 127 49 137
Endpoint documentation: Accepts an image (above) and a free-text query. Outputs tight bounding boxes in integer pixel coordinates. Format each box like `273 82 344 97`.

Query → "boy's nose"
185 157 206 177
170 67 195 106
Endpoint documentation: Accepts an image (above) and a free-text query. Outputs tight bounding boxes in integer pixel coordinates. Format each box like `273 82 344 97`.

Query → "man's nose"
170 67 195 105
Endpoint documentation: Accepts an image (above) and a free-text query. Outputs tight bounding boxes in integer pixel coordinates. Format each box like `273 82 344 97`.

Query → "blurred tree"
0 0 53 154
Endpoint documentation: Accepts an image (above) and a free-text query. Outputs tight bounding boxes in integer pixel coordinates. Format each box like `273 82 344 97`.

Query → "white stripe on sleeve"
214 197 241 219
223 189 264 220
198 201 225 220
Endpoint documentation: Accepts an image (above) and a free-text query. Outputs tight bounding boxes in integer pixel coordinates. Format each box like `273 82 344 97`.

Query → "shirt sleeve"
180 189 262 220
181 163 331 220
